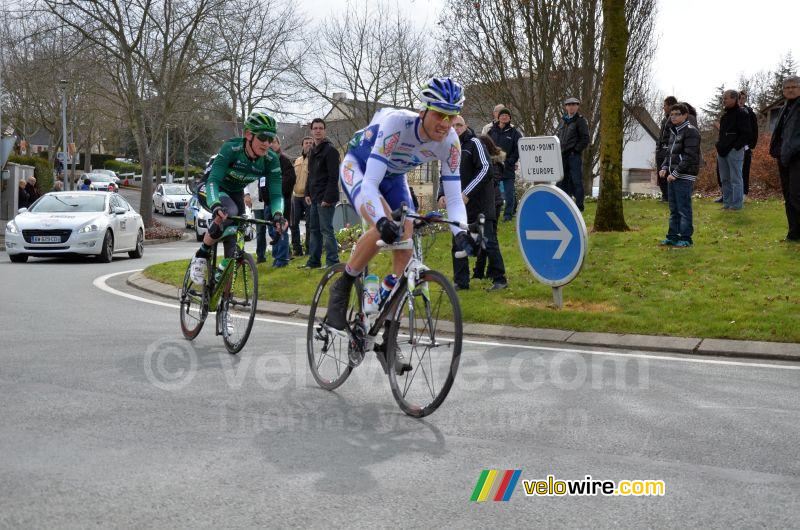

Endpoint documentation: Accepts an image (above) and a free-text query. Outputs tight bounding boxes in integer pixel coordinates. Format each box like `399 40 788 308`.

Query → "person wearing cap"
488 107 523 221
556 96 590 212
481 103 506 136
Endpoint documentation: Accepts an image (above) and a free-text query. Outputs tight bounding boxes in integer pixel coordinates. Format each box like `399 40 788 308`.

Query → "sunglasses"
255 132 276 142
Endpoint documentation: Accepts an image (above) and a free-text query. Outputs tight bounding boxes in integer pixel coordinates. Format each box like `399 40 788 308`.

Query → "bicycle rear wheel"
218 253 259 354
386 269 462 418
179 260 208 340
306 264 360 390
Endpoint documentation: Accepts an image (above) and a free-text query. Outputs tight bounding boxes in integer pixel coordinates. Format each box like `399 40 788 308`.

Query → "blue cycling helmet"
419 77 465 115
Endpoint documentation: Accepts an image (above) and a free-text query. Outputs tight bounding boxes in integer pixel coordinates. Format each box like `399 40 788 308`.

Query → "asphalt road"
2 241 799 528
119 187 188 231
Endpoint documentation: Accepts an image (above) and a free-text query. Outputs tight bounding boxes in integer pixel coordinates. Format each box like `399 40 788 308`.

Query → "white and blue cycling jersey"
340 108 467 234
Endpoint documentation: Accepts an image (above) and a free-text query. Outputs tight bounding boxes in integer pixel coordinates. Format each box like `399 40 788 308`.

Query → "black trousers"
290 195 309 255
779 157 800 240
742 149 752 195
453 219 506 287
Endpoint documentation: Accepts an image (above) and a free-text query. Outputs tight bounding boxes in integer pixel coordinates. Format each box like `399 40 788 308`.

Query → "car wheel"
195 224 203 242
9 254 28 263
128 229 144 259
97 230 114 263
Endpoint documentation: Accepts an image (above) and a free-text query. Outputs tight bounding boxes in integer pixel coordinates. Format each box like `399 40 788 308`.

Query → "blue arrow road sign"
516 184 587 287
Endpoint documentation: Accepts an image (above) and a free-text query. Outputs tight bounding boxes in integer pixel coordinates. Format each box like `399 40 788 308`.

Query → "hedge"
8 155 54 192
103 159 203 179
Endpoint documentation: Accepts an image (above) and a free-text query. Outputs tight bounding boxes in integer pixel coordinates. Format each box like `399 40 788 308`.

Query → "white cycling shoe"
189 256 207 285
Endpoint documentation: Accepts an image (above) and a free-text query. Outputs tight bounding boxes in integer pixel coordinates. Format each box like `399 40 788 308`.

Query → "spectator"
488 108 523 221
738 91 759 198
244 179 268 263
263 137 294 267
656 96 679 202
54 158 63 179
291 136 314 256
658 103 701 248
474 134 509 288
25 176 40 205
556 97 590 212
52 180 64 192
769 75 800 242
302 118 341 269
17 179 30 209
715 89 750 210
439 116 507 291
79 178 91 190
481 103 506 136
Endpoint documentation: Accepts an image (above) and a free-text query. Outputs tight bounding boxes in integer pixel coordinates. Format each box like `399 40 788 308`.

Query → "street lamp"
59 79 69 191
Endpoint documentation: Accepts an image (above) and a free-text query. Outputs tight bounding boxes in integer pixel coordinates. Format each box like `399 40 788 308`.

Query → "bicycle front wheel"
179 260 208 340
218 253 259 354
386 269 462 418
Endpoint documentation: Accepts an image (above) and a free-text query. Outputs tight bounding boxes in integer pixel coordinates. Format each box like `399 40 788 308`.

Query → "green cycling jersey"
207 137 284 215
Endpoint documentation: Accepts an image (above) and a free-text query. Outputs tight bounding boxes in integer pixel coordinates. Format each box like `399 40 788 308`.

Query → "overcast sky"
295 0 799 114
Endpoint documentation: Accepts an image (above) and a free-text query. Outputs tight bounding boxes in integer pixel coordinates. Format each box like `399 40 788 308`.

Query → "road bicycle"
179 215 275 354
306 204 483 417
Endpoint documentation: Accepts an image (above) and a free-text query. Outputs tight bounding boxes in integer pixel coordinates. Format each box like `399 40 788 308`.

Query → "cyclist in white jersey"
326 78 478 364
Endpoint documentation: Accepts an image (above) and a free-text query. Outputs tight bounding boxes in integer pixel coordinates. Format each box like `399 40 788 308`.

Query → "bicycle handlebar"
226 215 278 227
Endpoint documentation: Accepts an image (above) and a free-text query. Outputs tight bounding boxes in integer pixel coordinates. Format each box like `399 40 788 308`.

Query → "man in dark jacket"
303 118 341 268
439 116 507 291
655 96 678 201
769 76 800 241
658 103 701 247
17 178 30 209
556 97 590 211
488 108 522 221
738 91 759 197
716 89 750 210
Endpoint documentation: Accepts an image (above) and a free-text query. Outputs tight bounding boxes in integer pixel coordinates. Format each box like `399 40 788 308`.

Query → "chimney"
332 92 347 101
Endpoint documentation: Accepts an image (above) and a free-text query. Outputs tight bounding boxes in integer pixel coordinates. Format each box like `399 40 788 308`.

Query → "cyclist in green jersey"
189 111 286 284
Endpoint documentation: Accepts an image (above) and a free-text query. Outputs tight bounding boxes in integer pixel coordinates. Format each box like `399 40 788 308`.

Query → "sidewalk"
126 271 800 363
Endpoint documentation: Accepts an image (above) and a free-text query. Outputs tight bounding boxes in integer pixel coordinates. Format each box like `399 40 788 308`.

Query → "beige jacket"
293 154 309 197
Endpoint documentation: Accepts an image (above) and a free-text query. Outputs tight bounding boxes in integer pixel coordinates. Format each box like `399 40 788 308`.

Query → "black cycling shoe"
325 274 354 331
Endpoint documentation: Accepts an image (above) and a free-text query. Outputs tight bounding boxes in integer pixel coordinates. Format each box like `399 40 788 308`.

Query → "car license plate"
32 235 61 243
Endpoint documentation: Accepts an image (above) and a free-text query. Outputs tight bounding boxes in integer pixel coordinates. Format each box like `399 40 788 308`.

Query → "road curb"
125 271 800 363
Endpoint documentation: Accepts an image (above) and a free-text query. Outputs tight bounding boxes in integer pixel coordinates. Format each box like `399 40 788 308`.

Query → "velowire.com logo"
470 470 522 502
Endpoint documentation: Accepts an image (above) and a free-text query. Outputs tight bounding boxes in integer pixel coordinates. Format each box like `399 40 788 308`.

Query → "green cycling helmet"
244 111 278 138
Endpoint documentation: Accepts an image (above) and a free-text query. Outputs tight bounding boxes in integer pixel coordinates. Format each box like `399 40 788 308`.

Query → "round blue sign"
516 185 587 286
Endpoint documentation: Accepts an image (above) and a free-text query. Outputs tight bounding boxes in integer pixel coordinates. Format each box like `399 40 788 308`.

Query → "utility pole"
59 80 69 191
165 124 170 183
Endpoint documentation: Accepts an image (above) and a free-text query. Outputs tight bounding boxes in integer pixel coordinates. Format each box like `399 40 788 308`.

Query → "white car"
91 169 121 185
184 197 254 242
152 183 192 215
84 172 119 192
5 192 145 263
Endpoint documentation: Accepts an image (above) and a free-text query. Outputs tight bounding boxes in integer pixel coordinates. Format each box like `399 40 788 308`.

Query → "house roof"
759 96 785 115
625 104 660 142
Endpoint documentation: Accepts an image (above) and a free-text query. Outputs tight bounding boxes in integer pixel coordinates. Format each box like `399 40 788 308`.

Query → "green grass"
145 197 800 342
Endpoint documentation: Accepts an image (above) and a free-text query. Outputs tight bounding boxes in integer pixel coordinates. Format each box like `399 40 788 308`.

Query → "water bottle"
363 274 380 314
379 274 398 307
214 257 230 284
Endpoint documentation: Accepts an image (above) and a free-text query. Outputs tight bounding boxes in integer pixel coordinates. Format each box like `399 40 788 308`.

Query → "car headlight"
6 221 19 234
79 224 99 233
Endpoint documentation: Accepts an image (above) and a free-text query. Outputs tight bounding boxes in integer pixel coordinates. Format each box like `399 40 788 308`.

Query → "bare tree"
209 0 303 132
292 0 433 148
42 0 224 227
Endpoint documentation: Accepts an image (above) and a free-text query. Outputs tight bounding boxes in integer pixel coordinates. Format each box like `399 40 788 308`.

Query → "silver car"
84 172 119 192
5 192 145 263
153 183 192 215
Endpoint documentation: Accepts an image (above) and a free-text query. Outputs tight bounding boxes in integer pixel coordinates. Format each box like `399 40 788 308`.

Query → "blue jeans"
253 208 268 261
306 201 339 267
258 208 289 266
557 153 584 211
666 178 694 242
501 173 516 220
717 149 744 209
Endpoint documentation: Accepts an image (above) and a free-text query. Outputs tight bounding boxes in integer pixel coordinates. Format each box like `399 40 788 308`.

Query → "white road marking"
93 270 800 372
